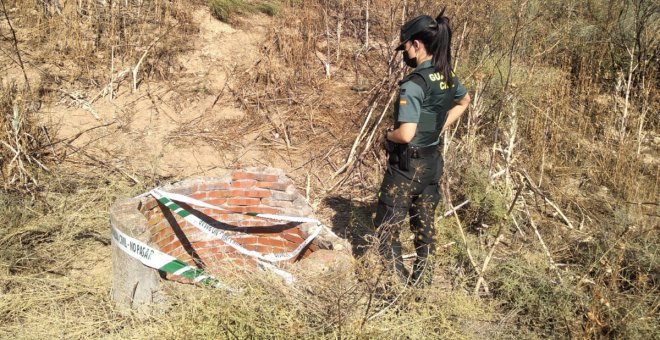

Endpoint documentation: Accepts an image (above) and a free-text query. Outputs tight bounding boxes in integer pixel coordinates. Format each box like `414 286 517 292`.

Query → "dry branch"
516 167 575 229
474 232 504 296
522 198 562 283
0 0 30 92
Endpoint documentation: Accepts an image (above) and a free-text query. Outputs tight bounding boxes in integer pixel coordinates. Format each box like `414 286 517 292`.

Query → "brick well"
137 168 322 283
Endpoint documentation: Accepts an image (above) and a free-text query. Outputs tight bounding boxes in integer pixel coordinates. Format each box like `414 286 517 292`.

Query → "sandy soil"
45 9 277 180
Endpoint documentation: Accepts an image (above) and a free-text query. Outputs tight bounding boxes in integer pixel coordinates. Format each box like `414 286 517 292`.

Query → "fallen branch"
58 90 100 120
516 167 575 229
522 197 562 283
443 200 469 217
0 0 30 92
132 31 167 92
474 229 504 295
65 145 140 184
90 67 131 103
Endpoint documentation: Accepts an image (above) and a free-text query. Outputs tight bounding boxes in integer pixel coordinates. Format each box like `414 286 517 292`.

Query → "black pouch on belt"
385 140 399 164
397 144 410 171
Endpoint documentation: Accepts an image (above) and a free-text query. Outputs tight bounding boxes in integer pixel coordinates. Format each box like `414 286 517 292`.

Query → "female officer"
375 10 471 286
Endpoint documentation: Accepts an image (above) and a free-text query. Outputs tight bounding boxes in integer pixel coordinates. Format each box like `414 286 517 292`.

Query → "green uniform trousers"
374 149 442 286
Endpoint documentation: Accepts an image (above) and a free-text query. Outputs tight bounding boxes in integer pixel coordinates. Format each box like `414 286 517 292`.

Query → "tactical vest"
394 64 460 146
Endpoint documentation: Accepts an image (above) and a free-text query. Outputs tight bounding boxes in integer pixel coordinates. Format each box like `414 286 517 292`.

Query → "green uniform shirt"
394 60 467 146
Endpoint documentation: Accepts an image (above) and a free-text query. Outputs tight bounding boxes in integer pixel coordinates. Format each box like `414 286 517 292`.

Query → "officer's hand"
383 128 395 152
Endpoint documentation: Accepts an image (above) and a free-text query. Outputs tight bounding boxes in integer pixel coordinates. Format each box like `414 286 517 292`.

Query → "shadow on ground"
322 196 378 258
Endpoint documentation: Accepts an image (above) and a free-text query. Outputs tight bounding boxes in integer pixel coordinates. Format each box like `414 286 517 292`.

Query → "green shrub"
209 0 281 22
492 256 578 337
462 166 508 230
256 1 281 16
209 0 254 22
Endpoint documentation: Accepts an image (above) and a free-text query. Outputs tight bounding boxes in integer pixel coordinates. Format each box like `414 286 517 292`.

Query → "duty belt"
408 144 439 158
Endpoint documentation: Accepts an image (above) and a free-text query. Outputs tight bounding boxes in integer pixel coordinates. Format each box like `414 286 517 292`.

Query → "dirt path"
47 9 273 180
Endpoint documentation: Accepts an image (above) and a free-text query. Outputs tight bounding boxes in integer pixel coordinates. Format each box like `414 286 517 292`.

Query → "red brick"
151 222 172 239
205 198 227 206
288 227 304 238
189 192 208 200
229 189 272 198
235 236 260 246
161 240 181 254
144 198 159 211
207 190 231 198
147 211 164 221
281 232 304 244
196 248 216 259
247 232 278 238
225 206 280 215
213 213 243 222
227 197 260 206
239 220 275 227
256 182 290 191
196 208 215 216
154 231 176 248
213 251 232 265
231 180 257 188
300 247 314 259
149 220 172 238
191 241 216 250
177 254 194 265
240 216 266 222
255 174 279 182
257 237 289 248
167 246 184 258
308 242 320 252
249 206 280 214
241 258 258 267
222 221 242 228
254 244 285 254
232 172 256 180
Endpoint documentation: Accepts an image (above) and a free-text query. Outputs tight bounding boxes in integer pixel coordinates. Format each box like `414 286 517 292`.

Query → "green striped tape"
111 225 229 289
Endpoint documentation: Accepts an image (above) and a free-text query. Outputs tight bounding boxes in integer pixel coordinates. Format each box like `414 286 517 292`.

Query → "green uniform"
375 60 467 286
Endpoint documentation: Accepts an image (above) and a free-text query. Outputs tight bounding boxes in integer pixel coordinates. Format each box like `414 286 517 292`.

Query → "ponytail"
409 8 454 87
433 9 453 87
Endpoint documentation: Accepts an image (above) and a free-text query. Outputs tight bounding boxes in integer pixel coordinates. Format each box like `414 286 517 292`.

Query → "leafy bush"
209 0 280 22
462 166 508 229
492 256 578 337
209 0 254 22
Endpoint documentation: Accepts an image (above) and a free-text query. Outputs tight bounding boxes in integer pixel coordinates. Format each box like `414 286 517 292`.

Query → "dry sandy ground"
46 9 282 180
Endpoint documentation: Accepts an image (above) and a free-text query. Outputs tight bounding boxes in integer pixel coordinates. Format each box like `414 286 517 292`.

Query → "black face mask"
403 52 417 68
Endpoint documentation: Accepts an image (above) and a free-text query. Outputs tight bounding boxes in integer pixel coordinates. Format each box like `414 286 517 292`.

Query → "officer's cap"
395 15 438 51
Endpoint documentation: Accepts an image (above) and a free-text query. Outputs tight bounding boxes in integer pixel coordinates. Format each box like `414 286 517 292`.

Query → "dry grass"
0 166 491 338
0 0 658 338
0 82 52 190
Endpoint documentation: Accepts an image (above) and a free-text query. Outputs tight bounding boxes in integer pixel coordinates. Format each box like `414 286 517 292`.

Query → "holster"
385 141 409 171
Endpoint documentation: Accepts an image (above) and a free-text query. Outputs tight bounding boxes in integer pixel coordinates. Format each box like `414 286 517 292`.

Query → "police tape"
150 189 323 264
110 186 318 287
111 224 230 290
